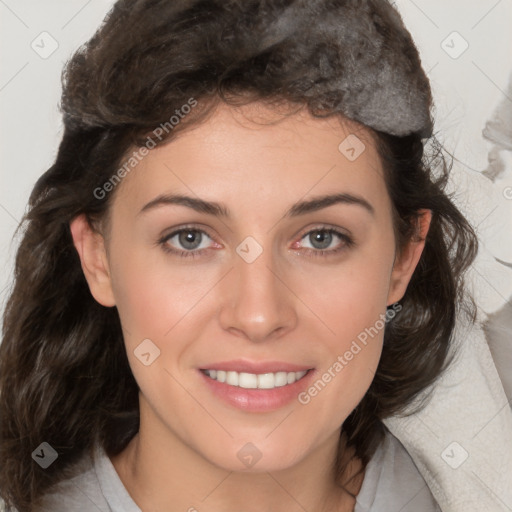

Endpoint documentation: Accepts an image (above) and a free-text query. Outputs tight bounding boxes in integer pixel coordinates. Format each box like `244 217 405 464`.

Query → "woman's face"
72 102 427 472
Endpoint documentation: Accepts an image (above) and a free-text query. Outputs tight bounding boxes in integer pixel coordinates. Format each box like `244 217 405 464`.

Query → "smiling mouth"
200 369 311 389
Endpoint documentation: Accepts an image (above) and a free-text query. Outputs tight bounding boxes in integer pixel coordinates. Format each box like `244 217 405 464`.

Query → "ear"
387 209 432 305
69 214 116 307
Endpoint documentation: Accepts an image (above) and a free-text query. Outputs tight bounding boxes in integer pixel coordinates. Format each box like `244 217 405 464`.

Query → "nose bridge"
218 236 296 342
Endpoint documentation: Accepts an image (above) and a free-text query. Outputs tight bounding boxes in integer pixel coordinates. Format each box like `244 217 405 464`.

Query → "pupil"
179 230 201 249
311 231 331 249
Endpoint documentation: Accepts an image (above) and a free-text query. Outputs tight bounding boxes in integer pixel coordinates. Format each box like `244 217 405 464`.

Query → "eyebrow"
138 192 375 218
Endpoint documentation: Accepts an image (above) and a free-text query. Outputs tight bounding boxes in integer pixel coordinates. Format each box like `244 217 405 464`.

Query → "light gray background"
1 0 511 329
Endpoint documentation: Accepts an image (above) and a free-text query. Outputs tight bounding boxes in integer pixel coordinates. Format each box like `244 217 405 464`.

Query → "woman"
0 1 478 511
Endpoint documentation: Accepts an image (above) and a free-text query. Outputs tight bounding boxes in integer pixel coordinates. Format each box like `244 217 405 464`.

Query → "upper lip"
199 359 313 374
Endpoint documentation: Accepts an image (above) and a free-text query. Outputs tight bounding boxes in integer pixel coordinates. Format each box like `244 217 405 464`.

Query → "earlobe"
387 209 432 305
69 214 116 307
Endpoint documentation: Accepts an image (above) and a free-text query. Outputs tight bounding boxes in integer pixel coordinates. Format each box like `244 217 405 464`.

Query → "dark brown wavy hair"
0 0 478 510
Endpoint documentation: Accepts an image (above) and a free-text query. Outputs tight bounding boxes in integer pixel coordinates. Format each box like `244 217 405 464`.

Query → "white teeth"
203 369 308 389
226 371 239 386
257 373 275 389
239 372 258 389
275 372 288 387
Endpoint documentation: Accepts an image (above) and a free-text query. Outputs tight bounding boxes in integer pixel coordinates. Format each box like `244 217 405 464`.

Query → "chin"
196 436 313 474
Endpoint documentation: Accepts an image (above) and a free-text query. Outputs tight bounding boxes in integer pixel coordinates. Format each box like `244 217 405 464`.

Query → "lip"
198 359 312 374
198 360 316 413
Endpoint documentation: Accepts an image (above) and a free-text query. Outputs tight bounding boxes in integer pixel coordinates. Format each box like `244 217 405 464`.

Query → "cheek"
108 242 218 340
292 240 393 413
107 247 217 405
294 239 394 350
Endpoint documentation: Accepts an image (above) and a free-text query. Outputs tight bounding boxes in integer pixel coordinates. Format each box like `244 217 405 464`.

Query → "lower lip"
199 370 315 412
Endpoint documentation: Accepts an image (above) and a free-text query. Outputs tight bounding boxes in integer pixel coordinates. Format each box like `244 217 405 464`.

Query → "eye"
158 225 354 260
158 227 216 258
294 228 354 256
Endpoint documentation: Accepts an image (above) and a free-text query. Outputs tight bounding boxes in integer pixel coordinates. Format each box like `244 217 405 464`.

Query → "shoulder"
355 430 441 512
32 447 111 512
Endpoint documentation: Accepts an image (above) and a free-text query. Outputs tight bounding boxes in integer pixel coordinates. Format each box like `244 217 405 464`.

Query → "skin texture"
70 102 431 512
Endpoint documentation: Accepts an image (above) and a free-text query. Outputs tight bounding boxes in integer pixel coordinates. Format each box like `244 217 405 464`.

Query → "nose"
217 243 298 343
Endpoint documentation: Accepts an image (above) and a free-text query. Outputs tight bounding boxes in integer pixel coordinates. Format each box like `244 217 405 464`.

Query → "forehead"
111 101 388 217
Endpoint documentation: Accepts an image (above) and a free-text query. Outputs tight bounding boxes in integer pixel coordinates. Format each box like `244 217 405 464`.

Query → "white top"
30 430 440 511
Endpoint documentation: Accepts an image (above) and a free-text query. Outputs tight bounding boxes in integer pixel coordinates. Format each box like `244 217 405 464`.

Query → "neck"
110 399 364 512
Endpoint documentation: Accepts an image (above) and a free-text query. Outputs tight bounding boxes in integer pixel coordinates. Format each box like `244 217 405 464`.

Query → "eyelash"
157 225 354 259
